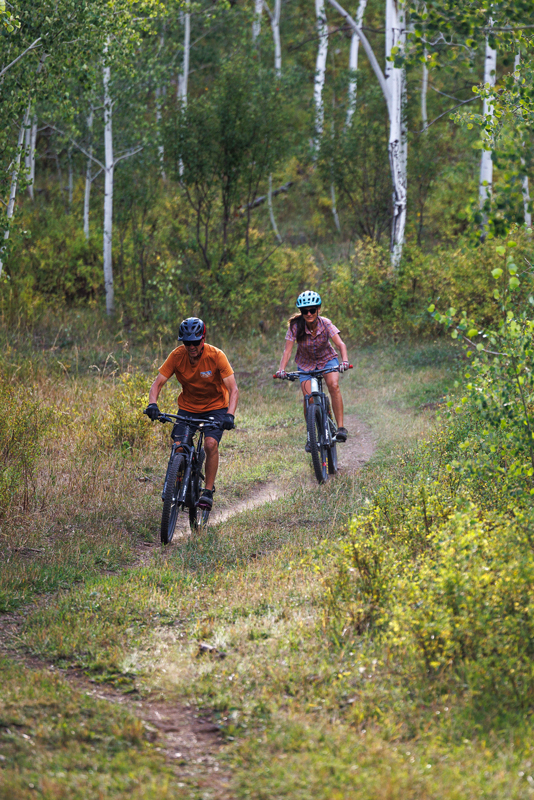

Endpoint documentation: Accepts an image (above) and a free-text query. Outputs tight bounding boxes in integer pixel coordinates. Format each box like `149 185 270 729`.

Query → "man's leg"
203 436 219 491
324 371 344 429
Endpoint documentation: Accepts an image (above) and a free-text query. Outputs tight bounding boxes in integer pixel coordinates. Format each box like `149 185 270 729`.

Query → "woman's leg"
324 371 344 429
300 379 311 421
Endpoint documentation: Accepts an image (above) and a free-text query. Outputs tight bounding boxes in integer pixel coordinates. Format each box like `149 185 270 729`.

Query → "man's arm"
223 374 239 416
148 372 169 405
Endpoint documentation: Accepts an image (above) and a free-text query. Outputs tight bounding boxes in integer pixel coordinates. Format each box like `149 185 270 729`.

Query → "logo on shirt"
200 370 212 377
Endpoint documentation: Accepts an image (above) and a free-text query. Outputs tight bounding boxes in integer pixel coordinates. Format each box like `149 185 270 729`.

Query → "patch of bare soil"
0 615 231 798
337 412 377 474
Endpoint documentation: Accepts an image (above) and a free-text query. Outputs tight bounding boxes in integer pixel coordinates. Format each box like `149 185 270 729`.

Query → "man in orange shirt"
145 317 239 511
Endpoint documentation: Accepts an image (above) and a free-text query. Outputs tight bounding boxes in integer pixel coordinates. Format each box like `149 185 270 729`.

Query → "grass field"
6 326 530 799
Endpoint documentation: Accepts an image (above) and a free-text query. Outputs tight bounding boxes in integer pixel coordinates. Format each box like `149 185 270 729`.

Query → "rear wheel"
160 454 186 545
307 403 327 484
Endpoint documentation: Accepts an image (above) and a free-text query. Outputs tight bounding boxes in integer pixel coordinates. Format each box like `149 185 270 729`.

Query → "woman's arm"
331 333 348 363
278 339 295 372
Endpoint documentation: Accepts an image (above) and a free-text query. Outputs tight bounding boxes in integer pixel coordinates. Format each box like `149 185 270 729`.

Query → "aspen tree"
314 0 329 151
346 0 367 128
479 28 496 231
328 0 407 269
514 53 531 228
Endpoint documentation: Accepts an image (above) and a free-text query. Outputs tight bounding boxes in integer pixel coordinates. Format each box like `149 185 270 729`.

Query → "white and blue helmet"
296 290 321 309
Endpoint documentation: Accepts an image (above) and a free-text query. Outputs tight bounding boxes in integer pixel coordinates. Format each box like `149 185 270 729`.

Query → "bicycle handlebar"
273 365 353 381
148 411 222 429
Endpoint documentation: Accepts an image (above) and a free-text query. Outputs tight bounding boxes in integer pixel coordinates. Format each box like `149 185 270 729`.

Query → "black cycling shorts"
171 407 228 445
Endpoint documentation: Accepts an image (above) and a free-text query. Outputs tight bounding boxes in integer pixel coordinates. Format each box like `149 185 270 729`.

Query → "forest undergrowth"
1 295 534 798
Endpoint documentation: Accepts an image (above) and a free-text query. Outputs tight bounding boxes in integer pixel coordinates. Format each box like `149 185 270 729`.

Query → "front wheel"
161 453 186 545
189 503 211 531
307 403 327 484
188 449 209 532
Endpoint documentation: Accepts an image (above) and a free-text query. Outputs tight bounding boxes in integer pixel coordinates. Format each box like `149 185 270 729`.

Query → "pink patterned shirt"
285 316 340 371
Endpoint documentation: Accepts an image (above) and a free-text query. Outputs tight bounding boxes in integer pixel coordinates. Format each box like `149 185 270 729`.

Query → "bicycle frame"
303 371 336 448
160 413 216 510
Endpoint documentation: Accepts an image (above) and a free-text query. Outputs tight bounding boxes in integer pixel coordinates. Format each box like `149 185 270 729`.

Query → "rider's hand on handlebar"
144 403 160 421
275 369 287 379
221 413 235 430
339 361 350 373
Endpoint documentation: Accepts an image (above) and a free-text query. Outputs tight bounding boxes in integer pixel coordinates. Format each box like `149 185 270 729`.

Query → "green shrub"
395 504 534 707
323 276 534 711
0 376 52 517
99 371 153 452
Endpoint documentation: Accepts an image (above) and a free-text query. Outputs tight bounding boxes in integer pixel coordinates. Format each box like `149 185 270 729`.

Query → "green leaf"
467 329 478 338
491 268 503 279
451 329 458 339
427 304 435 313
509 277 520 290
495 246 506 256
507 240 517 248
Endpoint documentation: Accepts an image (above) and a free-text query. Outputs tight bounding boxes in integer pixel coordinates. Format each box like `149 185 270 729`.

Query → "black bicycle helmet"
296 290 321 309
179 317 206 342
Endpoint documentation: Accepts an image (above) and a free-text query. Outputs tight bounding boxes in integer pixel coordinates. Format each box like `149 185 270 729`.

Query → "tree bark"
0 104 31 278
346 0 367 128
177 3 190 105
479 31 496 229
314 0 328 152
514 53 531 228
253 0 263 40
268 174 282 242
103 41 115 315
421 50 428 132
156 27 166 179
385 0 407 270
24 112 37 200
84 108 93 240
327 0 407 270
177 3 190 178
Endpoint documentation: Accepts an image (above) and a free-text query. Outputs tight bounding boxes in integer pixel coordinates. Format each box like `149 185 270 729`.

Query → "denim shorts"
298 357 339 383
171 407 228 444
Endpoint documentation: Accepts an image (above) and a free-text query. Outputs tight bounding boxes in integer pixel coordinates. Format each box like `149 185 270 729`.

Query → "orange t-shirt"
159 343 234 413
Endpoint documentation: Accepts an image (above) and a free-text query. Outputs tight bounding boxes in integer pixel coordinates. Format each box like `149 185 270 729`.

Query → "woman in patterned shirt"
275 290 349 445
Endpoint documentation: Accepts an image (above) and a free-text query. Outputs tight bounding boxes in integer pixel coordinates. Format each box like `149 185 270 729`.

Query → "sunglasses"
301 306 319 315
183 340 202 347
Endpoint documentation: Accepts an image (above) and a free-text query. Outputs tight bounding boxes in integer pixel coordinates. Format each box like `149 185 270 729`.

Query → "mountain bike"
153 412 221 544
274 365 352 484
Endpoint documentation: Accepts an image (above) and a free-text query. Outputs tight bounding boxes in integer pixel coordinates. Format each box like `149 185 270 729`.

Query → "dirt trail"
166 412 375 541
1 414 376 798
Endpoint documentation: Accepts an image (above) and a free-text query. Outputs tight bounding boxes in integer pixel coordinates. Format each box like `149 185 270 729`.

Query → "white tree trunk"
0 104 31 278
514 54 531 228
327 0 407 269
177 3 190 105
346 0 367 127
103 42 115 315
262 0 281 78
385 0 407 269
268 174 282 242
314 0 329 151
253 0 263 40
84 108 93 241
156 28 166 179
479 33 497 225
177 4 190 178
421 51 428 132
68 148 73 210
24 112 37 200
